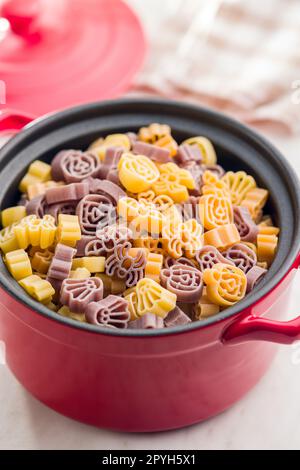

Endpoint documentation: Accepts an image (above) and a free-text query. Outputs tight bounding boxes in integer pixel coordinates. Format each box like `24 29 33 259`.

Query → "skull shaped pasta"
160 264 203 303
195 245 233 271
223 243 257 274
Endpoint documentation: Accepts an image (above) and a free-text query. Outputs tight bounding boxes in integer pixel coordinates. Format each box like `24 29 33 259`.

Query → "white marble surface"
0 133 300 450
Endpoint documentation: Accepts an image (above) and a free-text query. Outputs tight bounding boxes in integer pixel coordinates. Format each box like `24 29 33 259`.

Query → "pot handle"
222 313 300 345
0 109 35 134
222 255 300 345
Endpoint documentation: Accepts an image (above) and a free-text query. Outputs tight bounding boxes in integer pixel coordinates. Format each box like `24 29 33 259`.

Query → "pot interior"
0 99 299 335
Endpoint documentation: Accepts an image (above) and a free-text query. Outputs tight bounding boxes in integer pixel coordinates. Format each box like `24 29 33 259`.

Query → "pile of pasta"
0 124 279 329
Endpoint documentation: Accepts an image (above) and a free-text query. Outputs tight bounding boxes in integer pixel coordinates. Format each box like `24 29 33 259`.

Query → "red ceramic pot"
0 100 299 432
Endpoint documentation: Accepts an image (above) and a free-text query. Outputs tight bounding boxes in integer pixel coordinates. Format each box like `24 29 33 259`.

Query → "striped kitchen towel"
129 0 300 134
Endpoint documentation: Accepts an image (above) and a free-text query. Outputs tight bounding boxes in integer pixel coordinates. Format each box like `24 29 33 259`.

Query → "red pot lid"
0 0 146 116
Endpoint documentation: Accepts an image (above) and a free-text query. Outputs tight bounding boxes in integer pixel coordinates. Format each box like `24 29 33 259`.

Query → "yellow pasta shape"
182 136 217 164
14 215 57 249
118 197 162 235
199 174 233 230
257 261 268 270
162 222 183 259
118 153 160 193
19 160 52 193
258 215 273 227
19 274 55 303
241 188 268 220
152 162 195 203
201 171 230 198
138 123 171 144
162 218 203 258
57 305 86 322
203 263 247 307
240 242 257 254
222 171 256 205
181 219 204 258
56 214 81 247
0 223 19 254
27 180 64 200
95 273 112 296
133 237 164 255
5 249 32 280
137 189 156 204
145 252 163 283
46 301 58 312
70 267 91 279
258 225 280 236
203 223 240 250
155 134 178 157
95 275 127 296
124 289 139 320
1 206 26 228
88 133 130 160
193 287 220 320
135 278 176 318
257 233 278 267
31 249 54 274
72 256 105 273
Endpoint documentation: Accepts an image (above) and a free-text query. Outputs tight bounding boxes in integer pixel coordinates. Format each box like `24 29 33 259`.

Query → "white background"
1 0 300 450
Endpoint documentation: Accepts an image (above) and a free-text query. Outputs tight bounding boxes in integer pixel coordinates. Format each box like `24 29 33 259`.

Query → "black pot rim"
0 98 300 337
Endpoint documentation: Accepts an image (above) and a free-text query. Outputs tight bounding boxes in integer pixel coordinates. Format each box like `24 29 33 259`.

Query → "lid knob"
1 0 40 37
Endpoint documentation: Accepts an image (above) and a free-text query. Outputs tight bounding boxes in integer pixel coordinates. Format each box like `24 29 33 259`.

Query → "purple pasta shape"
26 195 48 218
233 206 259 242
181 161 204 196
47 201 77 223
76 194 117 236
84 178 126 205
51 150 70 180
176 144 202 165
246 265 268 293
223 243 257 274
178 196 201 223
195 245 233 271
75 235 94 257
163 256 196 269
106 242 146 288
126 132 138 147
164 306 192 327
17 194 28 207
85 225 132 256
201 164 225 179
98 147 124 183
47 243 76 281
52 150 101 183
132 141 171 163
160 264 203 303
129 313 164 329
46 243 76 300
85 295 130 328
45 182 89 204
60 277 104 313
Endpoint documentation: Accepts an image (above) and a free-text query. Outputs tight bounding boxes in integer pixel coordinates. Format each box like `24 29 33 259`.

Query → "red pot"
0 100 299 432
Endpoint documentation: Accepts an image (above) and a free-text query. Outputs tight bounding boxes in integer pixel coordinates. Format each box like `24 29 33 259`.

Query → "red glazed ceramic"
0 100 299 432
